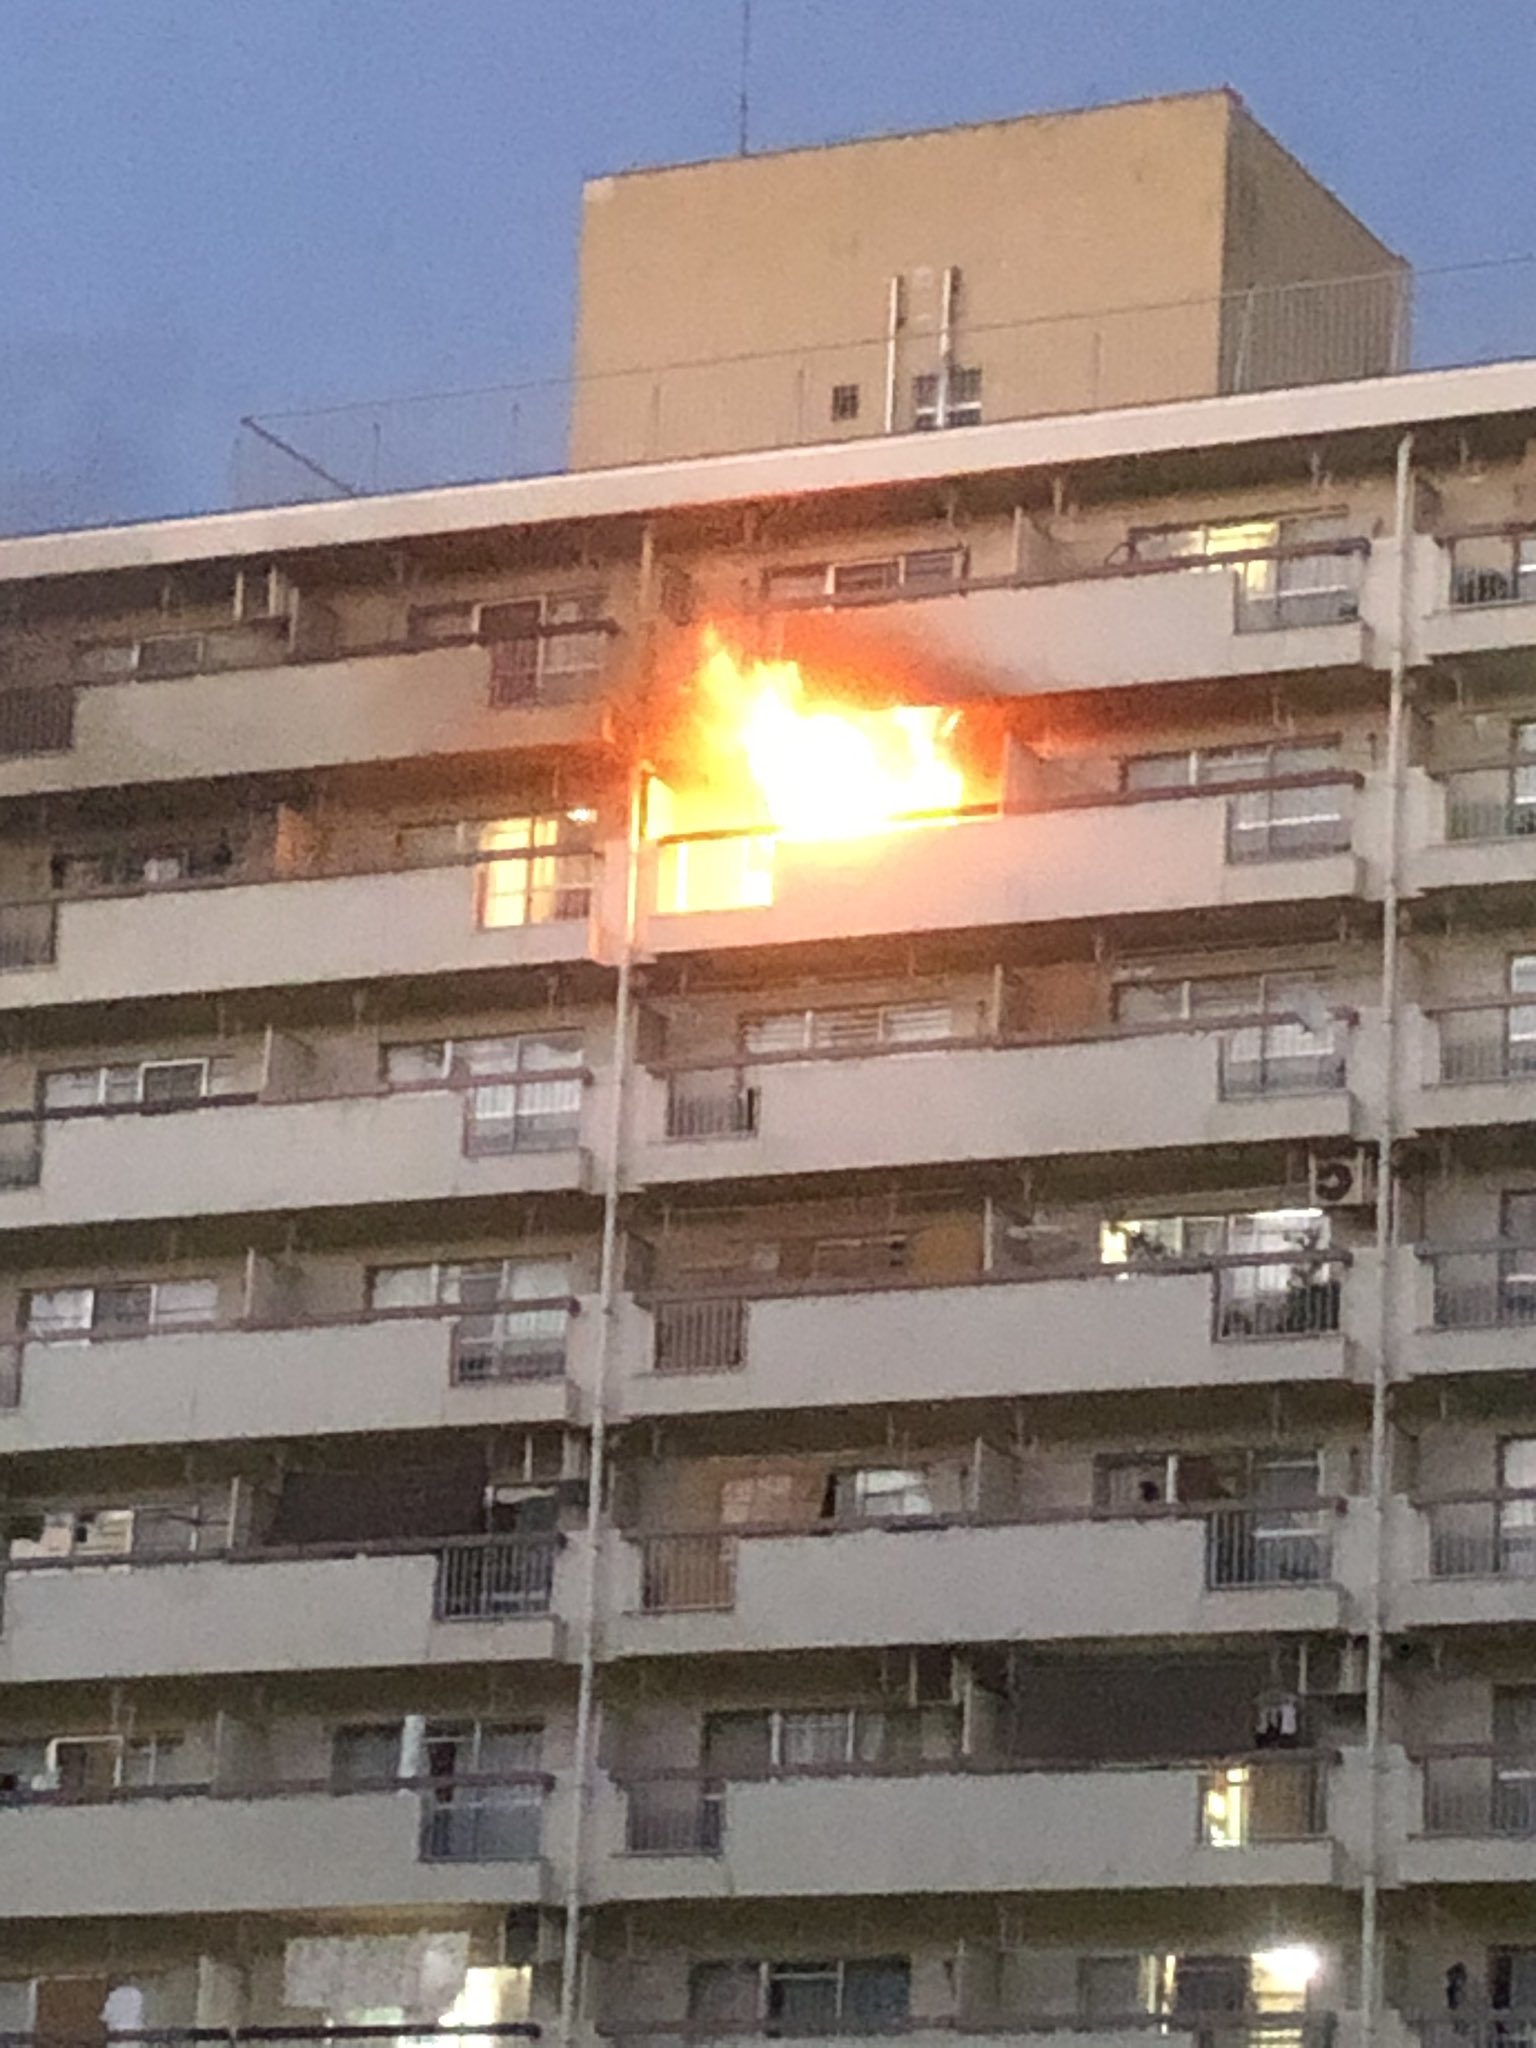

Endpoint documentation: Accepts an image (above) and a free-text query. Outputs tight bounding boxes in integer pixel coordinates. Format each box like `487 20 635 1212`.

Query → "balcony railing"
1438 764 1536 843
0 2029 540 2048
1216 1016 1348 1100
1422 1491 1536 1579
1419 2020 1536 2048
652 1296 749 1375
1205 1504 1332 1589
448 1302 573 1383
433 1533 559 1619
0 833 599 971
1430 1000 1536 1083
630 1498 1337 1615
0 683 76 760
1447 528 1536 609
0 1765 550 1864
1424 1245 1536 1330
617 1751 1330 1860
416 1771 548 1860
664 1072 761 1141
1212 1256 1345 1340
599 2013 1333 2048
1421 1748 1536 1836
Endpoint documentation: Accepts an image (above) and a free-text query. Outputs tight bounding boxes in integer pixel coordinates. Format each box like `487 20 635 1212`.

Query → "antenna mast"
737 0 752 156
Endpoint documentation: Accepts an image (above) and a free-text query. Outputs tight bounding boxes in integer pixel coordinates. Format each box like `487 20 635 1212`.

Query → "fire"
651 630 966 846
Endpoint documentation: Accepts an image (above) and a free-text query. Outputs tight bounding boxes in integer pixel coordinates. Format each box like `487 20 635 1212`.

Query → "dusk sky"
2 0 1532 535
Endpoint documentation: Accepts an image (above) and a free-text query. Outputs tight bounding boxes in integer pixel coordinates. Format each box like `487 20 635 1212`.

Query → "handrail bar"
639 1247 1352 1309
3 1528 563 1578
612 1746 1338 1787
627 1494 1346 1546
2 1766 556 1810
17 1292 582 1351
646 1007 1360 1080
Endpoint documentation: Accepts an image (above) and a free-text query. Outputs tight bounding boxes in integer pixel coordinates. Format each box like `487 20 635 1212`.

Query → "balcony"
599 2022 1341 2048
0 632 617 800
0 843 609 1010
0 1078 597 1228
602 1751 1335 1900
1403 1747 1536 1883
0 1299 583 1453
844 542 1374 697
0 1772 553 1916
608 1503 1347 1659
1411 1002 1536 1131
642 776 1366 957
634 1022 1359 1186
1393 1493 1536 1630
0 1535 566 1683
1421 528 1536 666
1400 1245 1536 1379
624 1254 1358 1418
1410 766 1536 894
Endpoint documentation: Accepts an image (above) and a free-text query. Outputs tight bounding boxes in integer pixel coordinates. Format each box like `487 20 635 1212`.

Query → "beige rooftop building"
6 81 1536 2048
571 90 1405 465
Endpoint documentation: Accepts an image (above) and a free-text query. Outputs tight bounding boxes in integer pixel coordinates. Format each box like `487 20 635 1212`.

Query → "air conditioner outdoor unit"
1308 1147 1378 1210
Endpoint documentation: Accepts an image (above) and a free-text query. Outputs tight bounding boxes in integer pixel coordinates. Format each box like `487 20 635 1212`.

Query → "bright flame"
655 631 966 845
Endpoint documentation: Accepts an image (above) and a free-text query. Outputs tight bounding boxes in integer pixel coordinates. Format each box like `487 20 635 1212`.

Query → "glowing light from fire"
650 631 966 849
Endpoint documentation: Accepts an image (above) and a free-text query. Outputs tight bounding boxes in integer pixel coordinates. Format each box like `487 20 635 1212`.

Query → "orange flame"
651 630 967 844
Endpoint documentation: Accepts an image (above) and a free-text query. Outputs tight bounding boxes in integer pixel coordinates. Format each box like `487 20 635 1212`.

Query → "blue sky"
1 0 1532 534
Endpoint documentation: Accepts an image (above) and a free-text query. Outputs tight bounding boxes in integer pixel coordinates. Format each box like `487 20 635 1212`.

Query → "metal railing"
1212 1259 1345 1340
1205 1504 1332 1588
1419 2019 1536 2048
1447 530 1536 608
432 1534 557 1619
0 2029 542 2048
623 1775 727 1854
417 1774 547 1860
1425 1245 1536 1329
1423 1492 1536 1579
598 2015 1332 2048
652 1296 749 1375
1197 1754 1331 1843
228 259 1448 509
0 684 75 759
0 902 56 972
1431 1001 1536 1083
638 1532 738 1613
1232 567 1363 636
1421 1749 1536 1835
1439 766 1536 843
664 1072 761 1140
448 1305 572 1383
1216 1022 1347 1099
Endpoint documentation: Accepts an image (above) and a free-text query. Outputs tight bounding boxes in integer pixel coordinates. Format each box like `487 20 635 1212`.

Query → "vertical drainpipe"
1361 427 1414 2048
883 275 903 434
937 265 958 429
558 763 645 2048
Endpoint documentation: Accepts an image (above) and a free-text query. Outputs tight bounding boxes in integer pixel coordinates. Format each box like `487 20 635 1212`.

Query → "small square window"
830 383 860 422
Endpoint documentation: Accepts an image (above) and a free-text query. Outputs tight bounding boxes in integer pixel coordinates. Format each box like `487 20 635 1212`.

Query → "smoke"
0 323 199 536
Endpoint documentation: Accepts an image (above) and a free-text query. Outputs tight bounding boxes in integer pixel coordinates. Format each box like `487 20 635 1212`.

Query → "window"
1122 741 1348 862
42 1056 237 1113
418 1720 544 1862
473 814 595 929
688 1959 911 2035
406 591 607 704
382 1031 582 1088
808 1234 909 1280
368 1257 571 1314
331 1721 405 1788
1122 738 1339 793
1128 512 1358 629
25 1278 219 1342
830 383 860 422
913 366 982 429
1113 970 1340 1097
1449 534 1536 610
703 1704 952 1776
763 546 967 607
835 1465 935 1522
741 998 965 1056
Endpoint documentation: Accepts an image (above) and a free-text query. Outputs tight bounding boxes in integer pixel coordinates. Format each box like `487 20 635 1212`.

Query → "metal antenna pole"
738 0 752 155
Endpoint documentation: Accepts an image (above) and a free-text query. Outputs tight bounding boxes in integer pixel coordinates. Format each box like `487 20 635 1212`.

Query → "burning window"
647 631 977 913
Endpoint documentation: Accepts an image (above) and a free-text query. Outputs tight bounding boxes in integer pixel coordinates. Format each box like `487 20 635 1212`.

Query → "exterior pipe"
557 764 644 2048
937 265 958 429
1360 427 1414 2048
883 275 902 434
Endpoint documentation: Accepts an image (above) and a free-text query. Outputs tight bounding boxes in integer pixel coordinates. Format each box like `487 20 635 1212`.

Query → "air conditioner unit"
1308 1147 1377 1210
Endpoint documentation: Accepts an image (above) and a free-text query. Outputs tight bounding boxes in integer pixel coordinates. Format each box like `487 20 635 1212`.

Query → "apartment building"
570 91 1405 466
7 121 1536 2048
